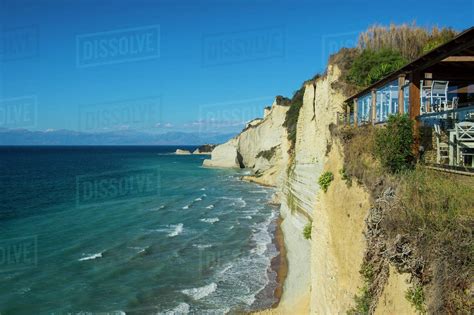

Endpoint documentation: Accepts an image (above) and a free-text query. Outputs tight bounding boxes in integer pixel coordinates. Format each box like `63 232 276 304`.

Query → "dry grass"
336 125 392 197
328 48 360 96
384 168 474 314
357 23 457 61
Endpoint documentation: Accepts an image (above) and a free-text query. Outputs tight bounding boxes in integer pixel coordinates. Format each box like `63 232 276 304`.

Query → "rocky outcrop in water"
175 149 191 155
193 144 216 155
202 138 242 168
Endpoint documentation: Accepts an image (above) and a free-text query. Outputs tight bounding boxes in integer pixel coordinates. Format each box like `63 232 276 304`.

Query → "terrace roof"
346 27 474 102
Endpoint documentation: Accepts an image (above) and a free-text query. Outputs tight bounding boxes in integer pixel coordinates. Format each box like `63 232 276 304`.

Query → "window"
375 80 398 122
357 93 372 124
403 83 410 114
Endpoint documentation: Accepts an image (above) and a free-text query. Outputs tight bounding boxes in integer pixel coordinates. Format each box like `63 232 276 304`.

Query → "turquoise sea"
0 146 279 314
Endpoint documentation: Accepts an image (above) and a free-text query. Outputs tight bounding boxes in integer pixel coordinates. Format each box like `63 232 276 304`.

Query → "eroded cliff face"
310 139 369 313
204 63 415 315
203 101 290 187
281 65 369 314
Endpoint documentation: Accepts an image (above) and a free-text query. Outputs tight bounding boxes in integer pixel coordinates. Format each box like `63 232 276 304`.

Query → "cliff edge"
205 60 418 315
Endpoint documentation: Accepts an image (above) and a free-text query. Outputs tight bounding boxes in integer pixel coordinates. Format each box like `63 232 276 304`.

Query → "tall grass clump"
357 23 457 61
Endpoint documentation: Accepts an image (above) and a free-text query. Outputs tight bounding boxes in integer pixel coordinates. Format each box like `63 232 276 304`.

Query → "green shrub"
348 262 374 315
318 171 334 193
373 114 414 173
303 222 312 240
348 285 371 315
406 285 426 314
347 49 407 87
339 168 352 187
283 86 305 152
422 29 457 54
422 39 444 54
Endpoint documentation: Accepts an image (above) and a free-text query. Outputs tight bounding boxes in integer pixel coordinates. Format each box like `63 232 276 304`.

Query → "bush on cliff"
405 284 426 314
283 86 305 152
373 114 414 173
346 49 407 87
318 171 334 193
348 262 374 315
303 222 312 240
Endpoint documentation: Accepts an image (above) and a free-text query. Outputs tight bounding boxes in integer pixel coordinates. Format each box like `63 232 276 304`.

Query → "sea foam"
181 282 217 300
159 302 190 315
78 252 102 261
168 223 184 237
200 218 219 224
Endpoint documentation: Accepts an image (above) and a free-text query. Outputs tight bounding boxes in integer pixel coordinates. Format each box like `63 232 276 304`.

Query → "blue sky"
0 0 473 134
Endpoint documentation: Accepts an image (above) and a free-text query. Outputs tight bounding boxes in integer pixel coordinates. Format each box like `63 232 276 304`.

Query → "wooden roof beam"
442 56 474 62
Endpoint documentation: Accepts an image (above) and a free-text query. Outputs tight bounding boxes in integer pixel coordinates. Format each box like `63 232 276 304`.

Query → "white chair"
446 96 459 110
455 121 474 166
434 124 449 164
431 81 449 112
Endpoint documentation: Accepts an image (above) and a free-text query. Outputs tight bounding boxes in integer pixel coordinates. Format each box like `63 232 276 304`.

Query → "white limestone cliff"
204 63 415 314
202 138 241 168
175 149 191 155
203 101 289 186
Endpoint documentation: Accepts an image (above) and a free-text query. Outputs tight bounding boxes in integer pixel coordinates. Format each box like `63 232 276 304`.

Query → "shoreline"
271 215 288 307
238 173 288 314
249 208 288 314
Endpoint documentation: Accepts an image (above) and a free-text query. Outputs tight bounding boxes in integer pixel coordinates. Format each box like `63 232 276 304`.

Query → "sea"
0 146 279 315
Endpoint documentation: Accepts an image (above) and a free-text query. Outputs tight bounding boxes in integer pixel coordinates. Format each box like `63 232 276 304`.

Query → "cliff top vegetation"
344 23 457 88
335 121 473 314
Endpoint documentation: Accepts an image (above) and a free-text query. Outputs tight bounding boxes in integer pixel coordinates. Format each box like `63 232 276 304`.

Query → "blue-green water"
0 146 278 314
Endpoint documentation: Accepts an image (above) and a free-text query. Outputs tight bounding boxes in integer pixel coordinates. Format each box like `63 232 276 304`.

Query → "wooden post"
398 74 406 114
371 89 376 125
424 73 433 113
409 71 421 155
409 71 421 120
353 98 358 127
346 104 351 125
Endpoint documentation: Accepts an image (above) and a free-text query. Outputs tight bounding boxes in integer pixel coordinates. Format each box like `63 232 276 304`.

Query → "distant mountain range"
0 128 236 145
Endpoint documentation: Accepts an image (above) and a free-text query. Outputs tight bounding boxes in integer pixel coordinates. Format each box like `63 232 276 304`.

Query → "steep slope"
310 139 370 313
204 60 417 315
